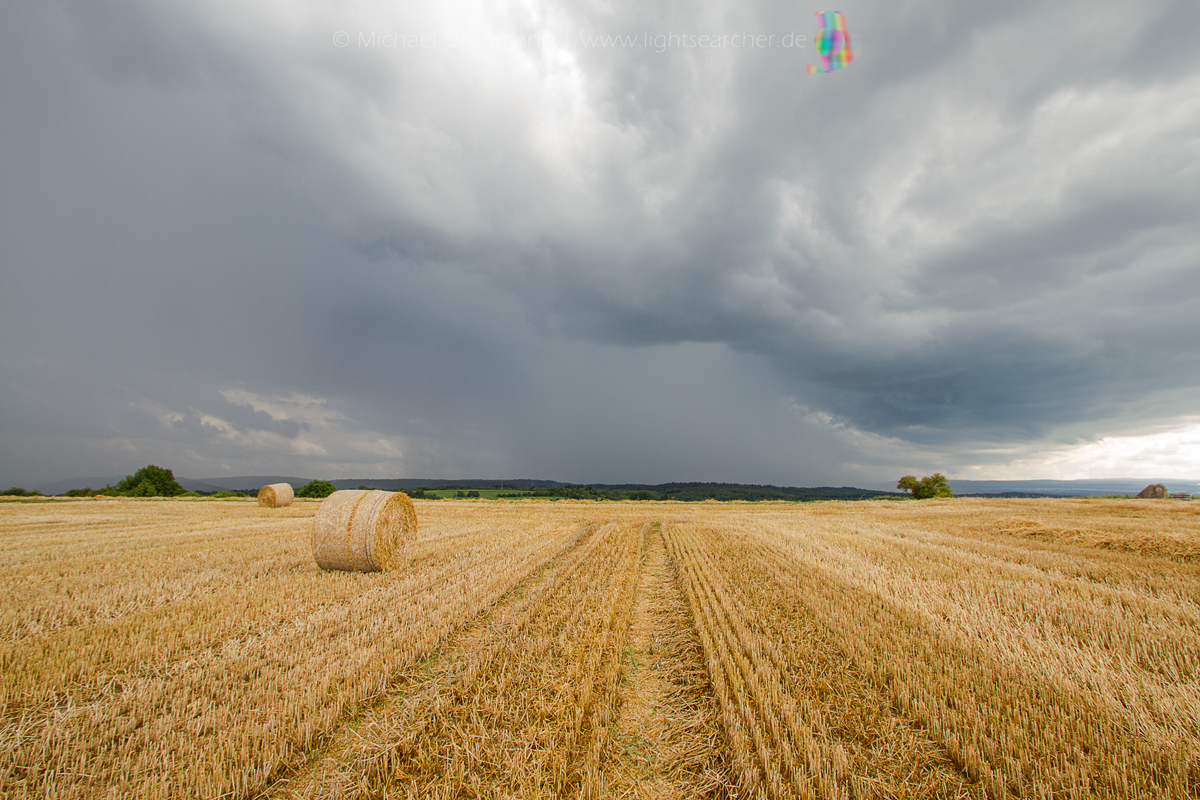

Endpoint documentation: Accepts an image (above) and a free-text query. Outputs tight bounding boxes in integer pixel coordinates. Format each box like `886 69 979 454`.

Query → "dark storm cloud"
2 0 1198 488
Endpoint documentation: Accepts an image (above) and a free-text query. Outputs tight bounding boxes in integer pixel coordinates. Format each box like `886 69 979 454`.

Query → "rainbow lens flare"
806 11 854 73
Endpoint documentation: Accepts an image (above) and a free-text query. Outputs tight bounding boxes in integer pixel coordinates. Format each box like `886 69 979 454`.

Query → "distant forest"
499 483 903 502
21 472 908 502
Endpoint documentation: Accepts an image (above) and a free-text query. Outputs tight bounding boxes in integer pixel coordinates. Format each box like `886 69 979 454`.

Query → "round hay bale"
257 483 294 508
312 490 417 572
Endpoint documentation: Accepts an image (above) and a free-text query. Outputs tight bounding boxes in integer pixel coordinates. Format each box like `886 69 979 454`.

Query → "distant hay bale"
312 490 417 572
257 483 294 508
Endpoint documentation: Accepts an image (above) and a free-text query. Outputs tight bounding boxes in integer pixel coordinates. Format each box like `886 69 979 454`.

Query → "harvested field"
1 497 1198 798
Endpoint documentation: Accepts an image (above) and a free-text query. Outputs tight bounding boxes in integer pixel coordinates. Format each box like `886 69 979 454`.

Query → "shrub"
897 473 953 499
116 465 186 497
297 480 337 499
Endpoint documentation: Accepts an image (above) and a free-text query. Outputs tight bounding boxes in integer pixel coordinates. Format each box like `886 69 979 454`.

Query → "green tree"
116 465 186 497
466 490 480 498
296 480 337 499
897 473 952 499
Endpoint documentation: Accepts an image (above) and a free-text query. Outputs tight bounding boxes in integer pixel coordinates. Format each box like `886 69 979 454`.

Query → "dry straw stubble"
0 499 589 799
258 483 294 508
312 490 417 572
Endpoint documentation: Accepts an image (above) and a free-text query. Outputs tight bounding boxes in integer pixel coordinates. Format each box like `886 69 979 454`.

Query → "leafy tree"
296 480 337 499
116 465 186 497
466 490 480 498
897 473 953 499
4 487 42 497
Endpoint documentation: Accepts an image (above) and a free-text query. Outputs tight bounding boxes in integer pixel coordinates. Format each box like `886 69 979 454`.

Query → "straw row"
0 503 590 799
4 497 1199 799
274 521 644 800
666 522 867 800
735 512 1200 799
681 522 979 799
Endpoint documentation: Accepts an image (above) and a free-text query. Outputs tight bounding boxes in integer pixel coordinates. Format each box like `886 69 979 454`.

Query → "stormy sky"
2 0 1198 489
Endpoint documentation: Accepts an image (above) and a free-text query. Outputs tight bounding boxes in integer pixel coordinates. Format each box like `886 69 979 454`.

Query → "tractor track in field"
9 499 1199 800
260 521 601 798
597 521 733 799
264 521 618 799
269 519 738 800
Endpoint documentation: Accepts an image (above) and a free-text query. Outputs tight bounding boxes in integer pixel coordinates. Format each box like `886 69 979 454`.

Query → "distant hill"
593 482 902 501
37 475 306 495
947 478 1200 497
35 473 1198 499
198 476 313 492
34 476 125 495
150 476 902 501
329 478 564 491
326 480 900 501
38 475 237 495
178 478 235 494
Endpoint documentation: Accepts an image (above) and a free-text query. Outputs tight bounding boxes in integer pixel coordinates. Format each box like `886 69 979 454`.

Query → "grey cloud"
2 0 1198 488
211 399 304 440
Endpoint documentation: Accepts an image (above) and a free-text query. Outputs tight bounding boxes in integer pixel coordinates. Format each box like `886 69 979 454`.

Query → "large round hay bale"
312 490 417 572
257 483 294 508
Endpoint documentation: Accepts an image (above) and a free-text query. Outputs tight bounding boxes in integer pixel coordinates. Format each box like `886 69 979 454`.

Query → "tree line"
7 469 957 502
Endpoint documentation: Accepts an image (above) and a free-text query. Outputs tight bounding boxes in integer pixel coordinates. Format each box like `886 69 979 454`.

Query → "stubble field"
1 496 1198 799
